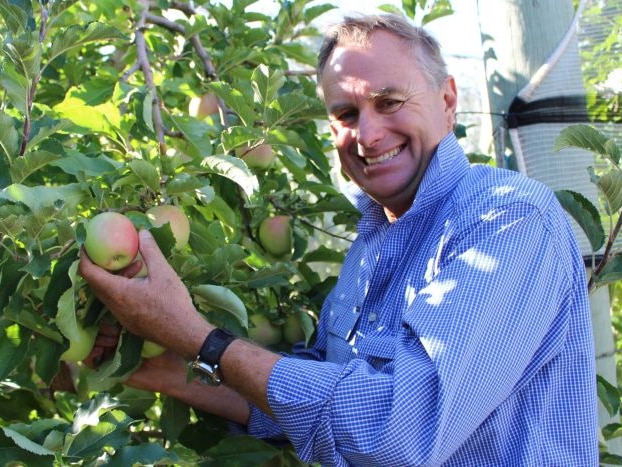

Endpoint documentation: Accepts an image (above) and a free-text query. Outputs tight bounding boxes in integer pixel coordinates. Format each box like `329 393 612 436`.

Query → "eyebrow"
368 87 403 99
328 87 406 115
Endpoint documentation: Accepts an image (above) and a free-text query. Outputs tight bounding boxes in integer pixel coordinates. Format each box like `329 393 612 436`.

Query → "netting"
506 0 621 258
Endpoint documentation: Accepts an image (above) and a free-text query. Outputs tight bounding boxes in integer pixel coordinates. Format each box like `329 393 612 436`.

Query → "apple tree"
0 0 453 464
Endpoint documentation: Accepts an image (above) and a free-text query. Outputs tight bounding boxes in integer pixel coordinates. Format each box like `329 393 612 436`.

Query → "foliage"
554 123 622 463
0 0 453 464
554 124 622 291
579 0 622 123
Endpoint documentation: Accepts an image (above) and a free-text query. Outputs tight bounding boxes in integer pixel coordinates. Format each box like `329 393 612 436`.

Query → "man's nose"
356 111 383 149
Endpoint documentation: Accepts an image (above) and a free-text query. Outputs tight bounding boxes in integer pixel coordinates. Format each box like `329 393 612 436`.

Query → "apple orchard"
0 0 457 464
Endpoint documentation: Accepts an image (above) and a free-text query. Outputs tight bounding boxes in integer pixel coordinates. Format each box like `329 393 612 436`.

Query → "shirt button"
368 313 376 322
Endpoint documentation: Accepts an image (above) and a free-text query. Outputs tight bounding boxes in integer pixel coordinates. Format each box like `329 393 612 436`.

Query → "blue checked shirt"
244 133 599 466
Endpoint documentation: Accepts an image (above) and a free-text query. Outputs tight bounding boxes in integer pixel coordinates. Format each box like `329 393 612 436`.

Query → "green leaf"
0 183 86 211
243 263 295 289
128 159 161 193
209 81 255 127
1 61 29 115
0 111 20 162
302 245 346 264
1 427 55 456
107 444 180 467
66 409 133 458
595 256 622 287
9 150 62 184
201 154 258 198
554 124 619 165
603 423 622 441
252 64 285 109
85 331 143 391
600 453 622 465
25 118 73 153
597 375 621 417
192 284 248 328
54 260 86 343
598 171 622 213
555 190 605 252
4 33 41 81
0 0 31 34
0 320 30 381
50 150 118 177
160 396 190 443
202 435 280 467
53 87 122 137
48 22 126 66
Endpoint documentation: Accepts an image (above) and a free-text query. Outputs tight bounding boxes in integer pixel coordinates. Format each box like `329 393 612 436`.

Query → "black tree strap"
507 95 589 128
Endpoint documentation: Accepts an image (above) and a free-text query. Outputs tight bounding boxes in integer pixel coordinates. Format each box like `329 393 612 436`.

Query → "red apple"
188 93 219 119
238 144 276 169
258 215 293 257
60 325 97 362
248 314 282 346
146 205 190 251
84 212 139 271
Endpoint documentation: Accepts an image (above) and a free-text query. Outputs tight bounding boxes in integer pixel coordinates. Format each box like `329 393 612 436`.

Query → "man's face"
320 30 457 220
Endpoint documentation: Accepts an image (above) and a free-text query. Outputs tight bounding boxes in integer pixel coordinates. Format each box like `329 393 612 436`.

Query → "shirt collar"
347 133 470 233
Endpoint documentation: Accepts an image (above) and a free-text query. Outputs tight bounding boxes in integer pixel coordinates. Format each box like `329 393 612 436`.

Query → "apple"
258 215 293 258
238 144 276 170
141 340 166 358
283 313 305 345
188 93 219 119
247 314 282 347
60 325 97 362
146 205 190 251
132 252 148 278
84 212 140 271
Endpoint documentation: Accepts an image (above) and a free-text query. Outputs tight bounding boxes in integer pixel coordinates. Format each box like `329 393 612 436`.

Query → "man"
80 13 599 466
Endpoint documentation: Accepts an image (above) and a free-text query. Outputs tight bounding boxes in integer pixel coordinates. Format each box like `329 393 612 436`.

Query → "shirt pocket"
326 301 360 364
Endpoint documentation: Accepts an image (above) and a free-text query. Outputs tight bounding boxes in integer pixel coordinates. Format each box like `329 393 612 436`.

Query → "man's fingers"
137 230 167 274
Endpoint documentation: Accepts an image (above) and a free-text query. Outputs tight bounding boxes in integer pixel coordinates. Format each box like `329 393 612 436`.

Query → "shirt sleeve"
265 202 575 465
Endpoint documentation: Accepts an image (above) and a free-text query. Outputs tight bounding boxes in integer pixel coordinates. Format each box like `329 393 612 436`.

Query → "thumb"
137 230 168 274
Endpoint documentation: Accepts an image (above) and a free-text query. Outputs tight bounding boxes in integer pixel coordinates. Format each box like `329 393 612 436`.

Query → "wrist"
189 328 237 386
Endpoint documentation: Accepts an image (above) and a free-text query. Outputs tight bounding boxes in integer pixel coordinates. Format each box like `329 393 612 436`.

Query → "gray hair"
316 14 448 91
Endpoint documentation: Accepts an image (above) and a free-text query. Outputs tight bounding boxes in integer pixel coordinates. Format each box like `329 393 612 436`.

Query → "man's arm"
78 229 281 419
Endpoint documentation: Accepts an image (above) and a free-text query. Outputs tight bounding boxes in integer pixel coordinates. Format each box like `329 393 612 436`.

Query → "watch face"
191 360 223 386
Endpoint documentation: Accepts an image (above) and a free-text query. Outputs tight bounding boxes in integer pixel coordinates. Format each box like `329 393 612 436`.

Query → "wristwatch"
189 328 237 386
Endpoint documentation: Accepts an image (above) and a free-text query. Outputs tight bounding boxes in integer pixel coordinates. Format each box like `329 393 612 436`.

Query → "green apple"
188 93 219 119
248 314 282 347
146 205 190 251
238 144 276 170
141 340 166 358
60 325 97 362
84 212 140 271
283 313 305 345
258 215 293 258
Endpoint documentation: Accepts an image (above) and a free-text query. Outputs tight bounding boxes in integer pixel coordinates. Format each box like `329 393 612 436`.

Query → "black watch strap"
198 328 237 366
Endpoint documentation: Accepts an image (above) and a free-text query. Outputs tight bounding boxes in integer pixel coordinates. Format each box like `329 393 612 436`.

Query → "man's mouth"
364 145 406 166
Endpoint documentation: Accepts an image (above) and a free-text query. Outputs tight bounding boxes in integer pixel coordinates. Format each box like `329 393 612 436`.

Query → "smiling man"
79 13 598 466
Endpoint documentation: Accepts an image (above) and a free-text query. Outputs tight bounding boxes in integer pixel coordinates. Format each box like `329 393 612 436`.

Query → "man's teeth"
364 146 403 165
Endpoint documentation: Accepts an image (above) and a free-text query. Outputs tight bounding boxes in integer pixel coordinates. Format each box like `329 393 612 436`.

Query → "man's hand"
78 229 211 360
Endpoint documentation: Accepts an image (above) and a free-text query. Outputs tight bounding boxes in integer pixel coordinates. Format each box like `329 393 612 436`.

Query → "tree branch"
136 0 167 155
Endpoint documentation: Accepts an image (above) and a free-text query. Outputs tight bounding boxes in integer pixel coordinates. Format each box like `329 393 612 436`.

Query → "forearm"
167 377 251 425
218 337 282 417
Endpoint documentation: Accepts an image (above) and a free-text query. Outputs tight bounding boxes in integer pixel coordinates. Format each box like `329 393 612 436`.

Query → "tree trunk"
478 0 620 454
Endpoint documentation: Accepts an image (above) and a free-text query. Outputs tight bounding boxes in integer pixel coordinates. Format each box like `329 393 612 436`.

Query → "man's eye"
334 109 358 122
378 99 404 113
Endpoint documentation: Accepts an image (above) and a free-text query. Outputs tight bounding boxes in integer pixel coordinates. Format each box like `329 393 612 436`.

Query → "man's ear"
443 76 458 129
